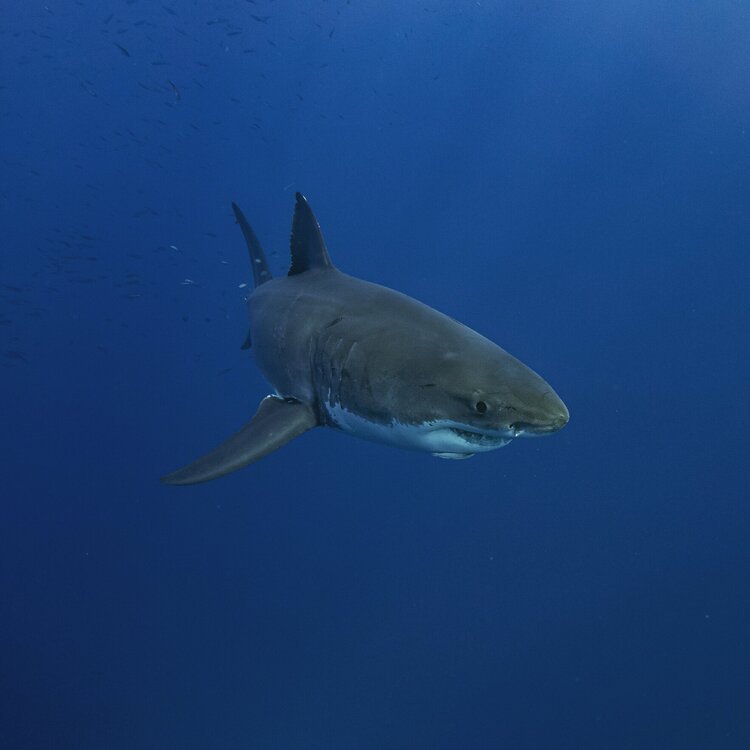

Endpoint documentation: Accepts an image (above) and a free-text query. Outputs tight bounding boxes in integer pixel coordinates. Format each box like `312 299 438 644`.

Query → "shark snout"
545 391 569 430
512 389 569 436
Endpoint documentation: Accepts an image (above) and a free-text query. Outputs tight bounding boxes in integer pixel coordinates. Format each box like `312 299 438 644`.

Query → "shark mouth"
449 427 511 449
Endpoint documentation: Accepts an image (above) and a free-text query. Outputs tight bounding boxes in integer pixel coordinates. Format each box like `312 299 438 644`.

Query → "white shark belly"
325 401 510 458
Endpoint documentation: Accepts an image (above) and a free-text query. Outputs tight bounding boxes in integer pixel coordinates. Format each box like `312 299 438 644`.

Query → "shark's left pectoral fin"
161 396 318 486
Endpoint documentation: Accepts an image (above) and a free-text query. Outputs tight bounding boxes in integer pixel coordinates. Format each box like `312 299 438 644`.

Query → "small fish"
114 43 130 57
250 14 271 23
167 79 181 101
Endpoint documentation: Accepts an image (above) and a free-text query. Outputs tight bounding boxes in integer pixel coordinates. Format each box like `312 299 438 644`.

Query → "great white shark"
162 194 568 485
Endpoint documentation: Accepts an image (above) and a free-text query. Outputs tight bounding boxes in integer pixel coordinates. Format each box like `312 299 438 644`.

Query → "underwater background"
2 1 749 748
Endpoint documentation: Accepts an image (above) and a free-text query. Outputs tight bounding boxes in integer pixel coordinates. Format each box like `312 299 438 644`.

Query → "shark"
161 194 568 485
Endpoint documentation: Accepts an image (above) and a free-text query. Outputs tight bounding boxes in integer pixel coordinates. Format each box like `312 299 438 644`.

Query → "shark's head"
319 305 569 459
397 328 569 458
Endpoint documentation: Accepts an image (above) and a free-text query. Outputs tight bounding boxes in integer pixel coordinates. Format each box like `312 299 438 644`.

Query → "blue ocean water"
2 1 749 747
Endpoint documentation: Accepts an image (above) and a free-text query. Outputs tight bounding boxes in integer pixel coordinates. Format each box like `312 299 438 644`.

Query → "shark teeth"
449 427 511 448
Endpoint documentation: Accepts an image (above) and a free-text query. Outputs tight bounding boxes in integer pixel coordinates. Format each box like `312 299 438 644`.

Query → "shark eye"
475 400 487 414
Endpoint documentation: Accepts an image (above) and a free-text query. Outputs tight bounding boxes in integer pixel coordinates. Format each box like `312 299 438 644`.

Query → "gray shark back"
250 268 561 431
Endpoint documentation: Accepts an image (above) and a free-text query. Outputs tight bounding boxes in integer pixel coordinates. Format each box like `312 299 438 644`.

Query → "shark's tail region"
231 194 334 353
231 202 272 288
161 194 335 486
232 193 334 288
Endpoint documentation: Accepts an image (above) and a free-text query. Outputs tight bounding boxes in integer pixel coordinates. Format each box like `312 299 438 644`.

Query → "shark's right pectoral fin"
161 396 318 486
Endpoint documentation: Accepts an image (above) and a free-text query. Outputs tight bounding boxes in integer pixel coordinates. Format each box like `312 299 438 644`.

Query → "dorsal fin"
231 202 272 288
288 193 334 276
